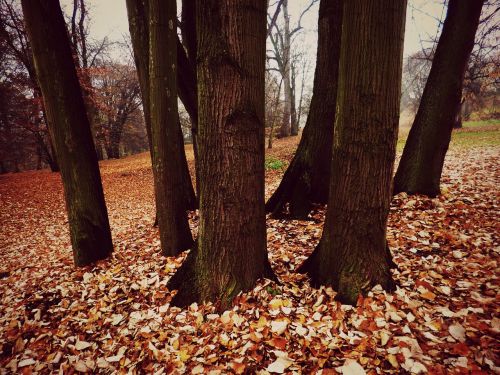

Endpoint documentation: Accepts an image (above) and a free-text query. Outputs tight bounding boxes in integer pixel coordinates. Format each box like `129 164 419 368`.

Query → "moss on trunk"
168 0 276 309
299 0 406 304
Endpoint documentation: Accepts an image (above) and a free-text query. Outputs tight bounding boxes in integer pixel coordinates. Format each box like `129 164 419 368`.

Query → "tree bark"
266 0 342 219
299 0 406 305
393 0 484 197
278 0 291 138
21 0 112 266
290 62 298 136
169 0 276 309
148 0 193 256
126 0 197 212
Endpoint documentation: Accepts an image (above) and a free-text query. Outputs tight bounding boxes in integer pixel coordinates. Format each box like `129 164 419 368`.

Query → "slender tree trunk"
278 0 291 138
290 63 298 136
176 35 201 202
180 0 199 181
21 0 113 266
169 0 276 309
126 0 197 214
299 0 406 305
149 0 193 256
393 0 484 197
268 79 283 149
266 0 343 219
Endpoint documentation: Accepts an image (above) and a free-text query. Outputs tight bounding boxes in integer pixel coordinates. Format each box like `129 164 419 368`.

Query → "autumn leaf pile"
0 137 498 374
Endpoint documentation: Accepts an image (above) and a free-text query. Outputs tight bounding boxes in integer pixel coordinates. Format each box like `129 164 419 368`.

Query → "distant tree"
266 0 343 218
265 73 283 149
21 0 112 266
401 50 432 115
92 62 142 159
0 0 59 171
457 2 499 127
120 107 149 156
67 0 116 160
299 0 406 304
393 0 485 197
267 0 318 137
169 0 276 308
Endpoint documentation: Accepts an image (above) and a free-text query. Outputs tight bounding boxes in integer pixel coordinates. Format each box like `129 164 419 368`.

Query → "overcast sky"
59 0 447 113
60 0 446 58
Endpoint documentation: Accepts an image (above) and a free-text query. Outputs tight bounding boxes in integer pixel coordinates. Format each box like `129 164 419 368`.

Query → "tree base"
298 243 396 305
266 160 327 220
393 180 441 198
168 245 277 310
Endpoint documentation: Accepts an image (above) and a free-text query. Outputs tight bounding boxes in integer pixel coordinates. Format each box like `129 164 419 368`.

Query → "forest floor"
0 122 499 374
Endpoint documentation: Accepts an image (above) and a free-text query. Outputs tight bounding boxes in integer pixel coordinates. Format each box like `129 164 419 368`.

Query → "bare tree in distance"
267 0 318 138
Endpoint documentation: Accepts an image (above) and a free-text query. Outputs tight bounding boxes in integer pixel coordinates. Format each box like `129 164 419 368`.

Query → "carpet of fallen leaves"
0 136 499 374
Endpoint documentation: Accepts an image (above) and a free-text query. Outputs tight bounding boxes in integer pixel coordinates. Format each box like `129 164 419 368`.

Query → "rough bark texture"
169 0 275 309
393 0 484 197
299 0 406 305
266 0 342 219
148 0 193 256
21 0 112 266
126 0 197 212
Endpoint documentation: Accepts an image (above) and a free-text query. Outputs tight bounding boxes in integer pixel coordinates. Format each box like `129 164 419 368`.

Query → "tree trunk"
278 0 291 138
266 0 343 219
148 0 193 256
126 0 197 213
393 0 484 197
298 0 406 305
21 0 113 266
176 36 201 203
453 98 464 129
290 62 298 136
168 0 276 309
268 79 283 150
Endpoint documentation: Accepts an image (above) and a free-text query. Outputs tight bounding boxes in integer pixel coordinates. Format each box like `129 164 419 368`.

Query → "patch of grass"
266 286 281 296
265 157 286 171
451 128 500 147
398 129 500 151
463 119 500 128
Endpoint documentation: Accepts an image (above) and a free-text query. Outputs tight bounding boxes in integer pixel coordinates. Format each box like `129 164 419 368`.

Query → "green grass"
451 128 500 147
462 119 500 128
265 157 286 170
397 119 500 151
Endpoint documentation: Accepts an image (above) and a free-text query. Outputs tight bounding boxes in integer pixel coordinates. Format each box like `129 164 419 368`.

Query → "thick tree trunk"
21 0 113 266
126 0 197 213
266 0 342 219
393 0 484 197
299 0 406 305
148 0 193 256
169 0 275 309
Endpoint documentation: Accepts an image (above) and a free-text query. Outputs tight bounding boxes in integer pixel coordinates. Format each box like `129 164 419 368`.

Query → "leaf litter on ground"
0 137 498 373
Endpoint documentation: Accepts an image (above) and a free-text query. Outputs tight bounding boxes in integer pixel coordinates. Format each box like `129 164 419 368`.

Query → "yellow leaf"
387 354 399 368
178 349 190 362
